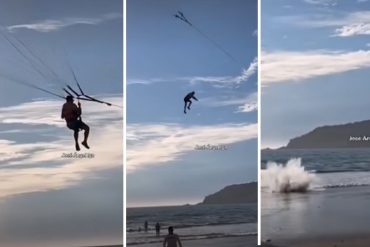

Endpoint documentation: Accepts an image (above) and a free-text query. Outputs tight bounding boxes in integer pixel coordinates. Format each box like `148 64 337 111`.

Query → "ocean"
126 204 257 246
261 148 370 241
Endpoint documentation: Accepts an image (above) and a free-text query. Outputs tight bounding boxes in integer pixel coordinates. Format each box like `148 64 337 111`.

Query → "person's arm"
61 106 65 119
192 96 198 101
75 103 82 116
177 236 183 247
163 237 167 247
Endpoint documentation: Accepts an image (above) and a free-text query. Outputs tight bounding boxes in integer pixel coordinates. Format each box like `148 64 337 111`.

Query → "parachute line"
0 27 122 108
174 11 240 65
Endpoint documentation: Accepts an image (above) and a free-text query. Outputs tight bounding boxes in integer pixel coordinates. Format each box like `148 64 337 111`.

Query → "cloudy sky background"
262 0 370 148
127 0 257 207
0 0 122 246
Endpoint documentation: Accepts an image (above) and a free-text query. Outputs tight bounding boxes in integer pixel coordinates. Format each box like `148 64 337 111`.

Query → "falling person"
183 91 198 114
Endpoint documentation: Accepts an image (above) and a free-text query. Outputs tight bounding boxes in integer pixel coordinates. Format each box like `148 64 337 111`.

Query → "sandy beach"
129 235 256 247
88 245 123 247
262 186 370 247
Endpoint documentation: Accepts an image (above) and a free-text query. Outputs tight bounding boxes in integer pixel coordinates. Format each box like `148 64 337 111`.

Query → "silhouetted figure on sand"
144 221 149 232
183 91 198 114
61 96 90 151
163 226 182 247
155 222 161 236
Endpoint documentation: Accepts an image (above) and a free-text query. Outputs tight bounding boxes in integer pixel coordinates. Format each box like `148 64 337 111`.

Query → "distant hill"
201 182 257 204
284 120 370 149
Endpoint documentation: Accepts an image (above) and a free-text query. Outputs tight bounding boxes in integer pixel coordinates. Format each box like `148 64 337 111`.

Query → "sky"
0 0 122 246
127 0 257 207
262 0 370 148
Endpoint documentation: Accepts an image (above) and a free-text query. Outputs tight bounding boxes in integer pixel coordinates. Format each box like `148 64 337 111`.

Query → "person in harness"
61 95 90 151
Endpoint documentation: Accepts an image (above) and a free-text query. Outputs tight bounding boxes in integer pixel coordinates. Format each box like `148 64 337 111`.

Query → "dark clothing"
155 223 161 236
67 119 88 132
61 102 81 122
184 92 197 102
183 91 198 114
61 102 88 133
163 234 182 247
61 101 90 151
144 221 149 232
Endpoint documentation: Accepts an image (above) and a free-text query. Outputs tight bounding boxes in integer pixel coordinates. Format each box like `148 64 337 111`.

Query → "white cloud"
189 57 258 86
234 57 258 84
201 92 257 113
303 0 337 6
128 57 258 87
337 11 370 27
238 104 257 113
278 11 370 37
7 13 122 32
236 92 258 113
201 97 247 107
128 75 239 88
0 97 123 198
262 49 370 84
0 100 65 127
335 23 370 37
280 11 370 28
275 15 342 29
127 123 257 172
127 78 167 85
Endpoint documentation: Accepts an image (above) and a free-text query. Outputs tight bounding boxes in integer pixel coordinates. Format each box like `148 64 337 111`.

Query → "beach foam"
261 158 315 193
315 171 370 189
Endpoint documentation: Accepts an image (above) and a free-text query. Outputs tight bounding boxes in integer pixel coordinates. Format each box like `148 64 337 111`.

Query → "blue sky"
262 0 370 148
127 0 257 207
0 0 122 246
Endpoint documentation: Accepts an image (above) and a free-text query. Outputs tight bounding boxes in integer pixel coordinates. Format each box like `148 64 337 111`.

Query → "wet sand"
87 245 123 247
261 235 370 247
261 186 370 247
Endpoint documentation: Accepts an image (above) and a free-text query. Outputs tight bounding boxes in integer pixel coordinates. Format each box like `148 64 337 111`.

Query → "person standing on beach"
163 226 182 247
155 222 161 236
144 221 148 232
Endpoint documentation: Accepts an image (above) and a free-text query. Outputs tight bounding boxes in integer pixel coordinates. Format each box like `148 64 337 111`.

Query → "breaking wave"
261 158 315 193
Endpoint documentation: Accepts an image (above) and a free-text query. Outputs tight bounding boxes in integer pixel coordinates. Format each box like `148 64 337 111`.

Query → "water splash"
261 158 315 193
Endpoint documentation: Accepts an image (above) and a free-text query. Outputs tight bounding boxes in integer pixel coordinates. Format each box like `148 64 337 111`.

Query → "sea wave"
126 221 256 245
127 220 257 233
314 171 370 189
127 231 257 245
261 158 315 193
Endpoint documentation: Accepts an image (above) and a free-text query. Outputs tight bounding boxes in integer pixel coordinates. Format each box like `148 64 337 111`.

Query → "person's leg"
68 121 81 151
187 100 192 110
74 130 80 151
184 101 187 114
80 121 90 149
